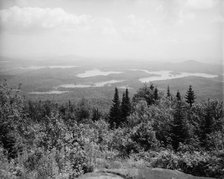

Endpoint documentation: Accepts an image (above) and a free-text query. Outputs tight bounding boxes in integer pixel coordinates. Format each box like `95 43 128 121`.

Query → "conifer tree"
109 87 121 128
92 108 101 121
75 98 90 122
68 100 73 113
176 90 181 101
121 88 131 125
150 83 154 91
154 87 159 100
185 85 196 107
199 100 223 149
171 101 189 151
167 85 171 98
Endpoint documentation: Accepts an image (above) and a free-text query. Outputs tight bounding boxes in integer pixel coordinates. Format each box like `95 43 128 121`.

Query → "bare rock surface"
78 168 216 179
78 171 124 179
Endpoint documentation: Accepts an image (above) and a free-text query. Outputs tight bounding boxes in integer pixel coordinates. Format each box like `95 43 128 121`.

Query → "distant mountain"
164 60 222 75
0 55 222 75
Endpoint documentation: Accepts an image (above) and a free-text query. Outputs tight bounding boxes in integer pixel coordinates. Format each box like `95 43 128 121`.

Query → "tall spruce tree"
167 85 171 98
154 87 159 101
185 85 196 107
109 87 121 128
199 100 223 149
176 90 181 101
171 101 189 151
121 88 131 125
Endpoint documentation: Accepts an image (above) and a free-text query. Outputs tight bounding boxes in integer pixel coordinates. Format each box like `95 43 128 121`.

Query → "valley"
0 57 223 107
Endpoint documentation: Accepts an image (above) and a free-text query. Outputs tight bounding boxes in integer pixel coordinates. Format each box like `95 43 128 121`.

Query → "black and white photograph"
0 0 223 178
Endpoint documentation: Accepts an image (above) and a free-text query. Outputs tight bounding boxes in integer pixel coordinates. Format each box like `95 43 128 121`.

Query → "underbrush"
92 149 224 179
0 147 93 179
150 150 224 178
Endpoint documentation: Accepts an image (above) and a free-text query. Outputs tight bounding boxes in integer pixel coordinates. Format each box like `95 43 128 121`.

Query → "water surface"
29 90 69 94
136 70 218 83
77 69 122 78
58 80 124 88
18 65 78 70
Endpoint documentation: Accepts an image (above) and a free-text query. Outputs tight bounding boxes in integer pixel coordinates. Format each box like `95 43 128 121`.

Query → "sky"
0 0 223 63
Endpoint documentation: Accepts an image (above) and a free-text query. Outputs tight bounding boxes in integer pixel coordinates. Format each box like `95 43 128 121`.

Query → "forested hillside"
0 81 223 179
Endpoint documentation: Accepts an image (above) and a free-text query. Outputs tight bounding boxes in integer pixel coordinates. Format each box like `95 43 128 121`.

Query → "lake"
77 69 123 78
137 70 218 83
18 65 79 70
58 80 124 88
29 90 69 95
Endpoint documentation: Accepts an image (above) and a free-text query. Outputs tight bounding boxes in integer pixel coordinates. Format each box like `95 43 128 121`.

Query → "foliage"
121 89 131 126
0 81 223 178
109 87 121 128
167 85 171 98
74 98 91 123
151 149 224 178
0 81 26 159
185 85 196 107
130 122 158 151
133 84 156 105
170 101 189 151
176 90 181 101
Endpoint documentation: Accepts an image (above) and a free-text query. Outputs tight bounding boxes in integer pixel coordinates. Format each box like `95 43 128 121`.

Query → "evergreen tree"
150 83 154 91
92 108 101 121
154 87 159 100
68 100 73 113
171 101 189 151
176 90 181 101
121 88 131 125
109 87 121 128
167 85 171 98
75 98 90 122
185 85 196 107
0 81 25 159
199 100 223 149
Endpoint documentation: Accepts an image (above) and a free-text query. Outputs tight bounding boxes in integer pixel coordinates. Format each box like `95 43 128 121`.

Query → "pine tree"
75 98 91 122
199 100 223 149
150 83 154 91
92 108 101 121
171 101 189 151
154 87 159 100
176 90 181 101
109 87 121 128
185 85 196 107
68 100 73 113
167 85 171 98
121 88 131 125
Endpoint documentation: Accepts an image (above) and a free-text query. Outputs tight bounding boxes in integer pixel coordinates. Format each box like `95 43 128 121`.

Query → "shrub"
151 150 224 178
130 122 158 152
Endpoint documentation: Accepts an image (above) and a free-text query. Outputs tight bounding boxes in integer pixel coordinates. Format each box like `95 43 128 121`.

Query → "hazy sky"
0 0 223 63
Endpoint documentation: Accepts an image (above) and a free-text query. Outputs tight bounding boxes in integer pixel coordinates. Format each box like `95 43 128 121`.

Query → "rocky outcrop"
78 168 216 179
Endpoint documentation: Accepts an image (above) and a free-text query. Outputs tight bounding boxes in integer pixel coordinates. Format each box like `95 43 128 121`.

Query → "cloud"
0 6 91 32
211 15 224 23
186 0 218 9
177 10 195 24
119 14 156 41
90 17 118 36
0 6 119 37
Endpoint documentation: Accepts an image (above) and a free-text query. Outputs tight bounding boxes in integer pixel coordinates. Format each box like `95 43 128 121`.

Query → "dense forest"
0 80 223 179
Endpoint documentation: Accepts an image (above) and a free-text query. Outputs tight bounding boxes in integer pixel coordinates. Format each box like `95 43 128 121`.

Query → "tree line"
109 84 196 130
